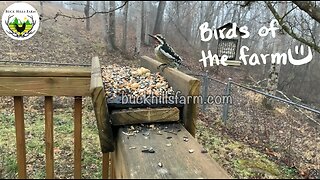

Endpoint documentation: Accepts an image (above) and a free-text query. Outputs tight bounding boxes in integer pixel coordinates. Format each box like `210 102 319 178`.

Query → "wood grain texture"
90 57 114 152
0 66 90 77
45 96 54 179
74 96 82 179
14 96 27 179
112 123 231 179
0 77 90 96
140 56 200 136
111 107 180 126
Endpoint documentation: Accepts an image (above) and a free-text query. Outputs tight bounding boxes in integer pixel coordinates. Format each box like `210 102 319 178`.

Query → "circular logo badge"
2 2 40 40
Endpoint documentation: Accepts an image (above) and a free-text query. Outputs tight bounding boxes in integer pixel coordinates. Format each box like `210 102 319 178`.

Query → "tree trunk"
103 1 113 52
141 1 146 45
135 1 142 56
121 1 129 52
109 1 117 50
144 1 151 45
264 2 287 108
84 1 90 31
38 1 44 33
40 1 44 15
153 1 166 34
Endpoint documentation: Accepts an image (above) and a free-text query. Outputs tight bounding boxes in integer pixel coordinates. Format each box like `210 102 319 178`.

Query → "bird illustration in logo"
7 15 35 37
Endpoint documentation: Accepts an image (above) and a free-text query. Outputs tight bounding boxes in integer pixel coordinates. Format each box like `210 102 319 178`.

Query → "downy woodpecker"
148 34 189 71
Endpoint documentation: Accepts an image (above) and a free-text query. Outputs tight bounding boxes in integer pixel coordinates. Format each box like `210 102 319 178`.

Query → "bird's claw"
157 64 168 72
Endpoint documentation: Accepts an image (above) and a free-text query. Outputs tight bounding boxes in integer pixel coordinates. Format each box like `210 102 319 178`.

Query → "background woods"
54 1 320 105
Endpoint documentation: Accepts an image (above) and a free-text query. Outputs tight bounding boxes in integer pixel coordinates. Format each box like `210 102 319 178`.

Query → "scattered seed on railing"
158 162 163 167
122 131 135 136
189 149 194 153
164 130 177 135
129 146 136 150
183 136 189 142
201 149 208 153
142 132 150 136
142 147 155 153
166 143 172 147
166 136 172 139
157 131 163 135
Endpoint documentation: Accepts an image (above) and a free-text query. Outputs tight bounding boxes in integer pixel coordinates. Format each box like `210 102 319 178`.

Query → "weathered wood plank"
0 60 91 67
14 96 27 179
111 107 180 126
45 96 54 179
112 123 231 179
0 66 90 77
90 56 114 152
0 77 90 96
74 96 82 179
140 56 200 136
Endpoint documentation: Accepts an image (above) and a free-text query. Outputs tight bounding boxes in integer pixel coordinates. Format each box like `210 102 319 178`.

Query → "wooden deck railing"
0 65 101 179
0 56 231 179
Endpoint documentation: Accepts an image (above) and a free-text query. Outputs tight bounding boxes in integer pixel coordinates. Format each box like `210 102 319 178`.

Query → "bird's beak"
148 34 156 39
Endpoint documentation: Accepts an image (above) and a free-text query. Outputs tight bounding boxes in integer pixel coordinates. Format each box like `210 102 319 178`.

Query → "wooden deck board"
112 123 231 179
110 107 180 126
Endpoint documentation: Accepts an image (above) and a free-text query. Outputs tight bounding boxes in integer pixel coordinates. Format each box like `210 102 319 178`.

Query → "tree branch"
265 1 320 53
42 1 128 22
292 1 320 23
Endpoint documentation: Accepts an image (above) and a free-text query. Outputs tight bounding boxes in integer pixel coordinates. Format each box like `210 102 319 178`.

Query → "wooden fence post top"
90 56 114 152
140 56 200 136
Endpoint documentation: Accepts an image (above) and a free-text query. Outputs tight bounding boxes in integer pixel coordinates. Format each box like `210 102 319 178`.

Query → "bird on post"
148 34 190 71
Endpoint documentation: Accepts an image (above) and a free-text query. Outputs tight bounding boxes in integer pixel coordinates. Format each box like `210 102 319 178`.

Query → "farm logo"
1 2 40 40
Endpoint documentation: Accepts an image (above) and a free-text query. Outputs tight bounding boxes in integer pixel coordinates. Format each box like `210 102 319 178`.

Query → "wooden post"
90 56 114 152
102 153 109 179
14 96 27 179
74 96 82 179
45 96 54 179
140 56 200 136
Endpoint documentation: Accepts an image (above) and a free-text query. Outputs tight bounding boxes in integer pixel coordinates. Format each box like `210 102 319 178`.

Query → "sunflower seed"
201 149 208 153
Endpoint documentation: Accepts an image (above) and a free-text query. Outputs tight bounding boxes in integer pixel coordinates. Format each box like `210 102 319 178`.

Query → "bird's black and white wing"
159 44 183 65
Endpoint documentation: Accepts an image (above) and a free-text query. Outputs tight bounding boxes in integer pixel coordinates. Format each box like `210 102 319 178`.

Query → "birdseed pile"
101 64 175 100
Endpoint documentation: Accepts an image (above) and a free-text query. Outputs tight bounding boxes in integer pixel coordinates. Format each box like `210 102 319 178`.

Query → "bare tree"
135 1 142 56
38 1 44 33
144 1 152 45
121 1 129 52
153 1 167 34
292 1 320 23
109 1 117 50
264 2 287 108
103 1 113 52
84 1 90 31
265 1 320 53
141 1 146 45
